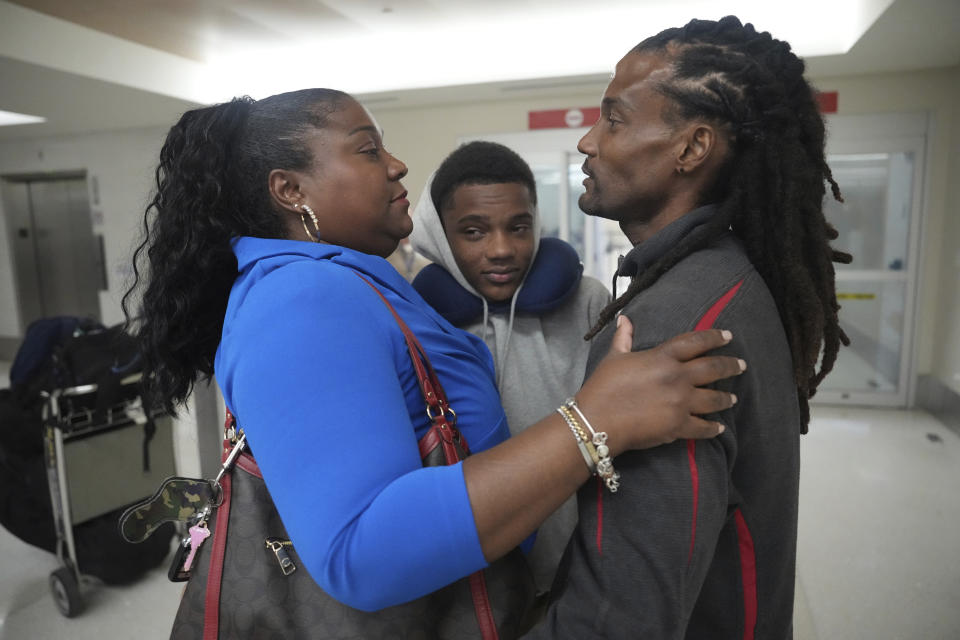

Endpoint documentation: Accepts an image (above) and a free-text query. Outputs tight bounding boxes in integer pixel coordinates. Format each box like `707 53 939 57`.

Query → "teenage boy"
409 140 609 595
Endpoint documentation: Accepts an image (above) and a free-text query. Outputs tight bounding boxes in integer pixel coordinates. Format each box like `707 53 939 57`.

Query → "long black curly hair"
584 16 851 431
123 88 350 414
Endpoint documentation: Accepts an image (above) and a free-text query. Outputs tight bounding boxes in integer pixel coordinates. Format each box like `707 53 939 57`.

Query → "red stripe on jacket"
735 509 758 640
595 278 743 574
687 280 743 565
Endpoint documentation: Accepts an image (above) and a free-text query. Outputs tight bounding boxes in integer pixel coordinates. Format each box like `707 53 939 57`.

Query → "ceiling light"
202 0 894 102
0 109 46 127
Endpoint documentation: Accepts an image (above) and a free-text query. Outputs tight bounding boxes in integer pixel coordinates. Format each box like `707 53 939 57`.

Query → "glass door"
813 113 928 407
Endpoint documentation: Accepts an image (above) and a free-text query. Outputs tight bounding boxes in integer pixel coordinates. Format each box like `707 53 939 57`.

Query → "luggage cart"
42 375 177 617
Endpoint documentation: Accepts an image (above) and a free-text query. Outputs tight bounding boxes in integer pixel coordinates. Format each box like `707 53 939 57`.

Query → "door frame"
813 112 929 408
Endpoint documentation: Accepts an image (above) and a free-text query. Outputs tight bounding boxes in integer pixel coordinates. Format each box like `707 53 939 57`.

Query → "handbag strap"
352 273 457 432
203 459 232 640
353 273 498 640
202 409 240 640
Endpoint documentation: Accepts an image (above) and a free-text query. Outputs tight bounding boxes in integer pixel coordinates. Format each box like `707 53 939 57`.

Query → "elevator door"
3 175 102 328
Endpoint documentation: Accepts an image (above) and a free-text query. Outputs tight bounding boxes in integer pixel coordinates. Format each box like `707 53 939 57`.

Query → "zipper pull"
265 537 296 576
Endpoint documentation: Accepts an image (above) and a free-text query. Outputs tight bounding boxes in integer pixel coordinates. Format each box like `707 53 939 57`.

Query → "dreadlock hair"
431 140 538 218
584 15 851 431
122 88 351 415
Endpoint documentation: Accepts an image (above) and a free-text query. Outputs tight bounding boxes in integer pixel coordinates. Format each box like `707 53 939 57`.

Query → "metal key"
168 535 193 582
182 521 211 571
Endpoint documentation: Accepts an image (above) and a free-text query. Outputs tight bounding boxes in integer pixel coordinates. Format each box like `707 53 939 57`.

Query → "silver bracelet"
565 398 621 493
557 406 597 474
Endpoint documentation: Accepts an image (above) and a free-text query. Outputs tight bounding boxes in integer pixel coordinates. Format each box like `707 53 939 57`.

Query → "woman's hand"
464 316 743 561
576 316 743 454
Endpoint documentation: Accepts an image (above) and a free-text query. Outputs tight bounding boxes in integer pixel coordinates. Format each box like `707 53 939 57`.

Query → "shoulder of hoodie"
537 274 611 332
578 275 612 308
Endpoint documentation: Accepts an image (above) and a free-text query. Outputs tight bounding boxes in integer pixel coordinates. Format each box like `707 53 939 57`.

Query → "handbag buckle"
426 403 457 426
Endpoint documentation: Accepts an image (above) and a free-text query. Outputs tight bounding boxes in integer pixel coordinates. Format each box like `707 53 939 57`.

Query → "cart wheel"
49 567 84 617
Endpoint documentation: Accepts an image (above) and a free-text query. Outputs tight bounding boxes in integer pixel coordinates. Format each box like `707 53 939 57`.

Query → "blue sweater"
214 237 511 611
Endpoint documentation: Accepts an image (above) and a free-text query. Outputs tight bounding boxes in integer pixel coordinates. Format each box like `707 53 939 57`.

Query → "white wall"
932 72 960 394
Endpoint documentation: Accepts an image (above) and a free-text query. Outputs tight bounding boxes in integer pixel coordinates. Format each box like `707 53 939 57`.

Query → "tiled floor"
796 405 960 640
1 353 958 638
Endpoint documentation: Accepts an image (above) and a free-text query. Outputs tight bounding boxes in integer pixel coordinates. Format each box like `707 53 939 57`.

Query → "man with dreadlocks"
524 16 850 640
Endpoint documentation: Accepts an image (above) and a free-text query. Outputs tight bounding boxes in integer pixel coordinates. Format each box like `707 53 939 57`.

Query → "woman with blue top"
125 87 744 637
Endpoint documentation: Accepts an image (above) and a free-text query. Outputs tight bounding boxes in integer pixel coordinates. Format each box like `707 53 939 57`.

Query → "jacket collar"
617 204 720 278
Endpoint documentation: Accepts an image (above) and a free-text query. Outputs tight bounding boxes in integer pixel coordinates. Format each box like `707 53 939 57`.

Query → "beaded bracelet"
564 397 621 493
557 405 598 474
566 405 601 463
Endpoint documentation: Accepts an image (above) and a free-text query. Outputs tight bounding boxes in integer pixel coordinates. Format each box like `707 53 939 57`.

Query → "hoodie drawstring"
480 299 490 346
495 289 521 389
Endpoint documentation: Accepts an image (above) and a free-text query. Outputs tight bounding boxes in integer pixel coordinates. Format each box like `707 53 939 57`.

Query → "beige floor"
795 405 960 640
1 354 958 638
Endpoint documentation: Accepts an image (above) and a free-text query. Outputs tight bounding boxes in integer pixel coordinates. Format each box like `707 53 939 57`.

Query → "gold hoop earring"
296 203 321 242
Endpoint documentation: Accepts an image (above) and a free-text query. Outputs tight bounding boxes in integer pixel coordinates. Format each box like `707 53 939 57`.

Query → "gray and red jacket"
527 205 800 639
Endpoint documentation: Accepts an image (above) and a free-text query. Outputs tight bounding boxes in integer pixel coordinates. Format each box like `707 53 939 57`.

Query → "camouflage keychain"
118 476 216 544
118 432 247 581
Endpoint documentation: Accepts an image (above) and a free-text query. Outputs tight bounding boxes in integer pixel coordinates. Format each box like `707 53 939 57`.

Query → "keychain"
120 433 247 582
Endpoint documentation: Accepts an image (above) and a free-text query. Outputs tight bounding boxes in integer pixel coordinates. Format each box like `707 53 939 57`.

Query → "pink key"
182 523 211 571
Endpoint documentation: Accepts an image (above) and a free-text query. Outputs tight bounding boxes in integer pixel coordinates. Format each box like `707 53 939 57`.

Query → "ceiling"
0 0 958 142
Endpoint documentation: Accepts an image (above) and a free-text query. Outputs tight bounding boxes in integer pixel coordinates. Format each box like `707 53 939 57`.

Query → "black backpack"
4 317 152 463
10 316 141 407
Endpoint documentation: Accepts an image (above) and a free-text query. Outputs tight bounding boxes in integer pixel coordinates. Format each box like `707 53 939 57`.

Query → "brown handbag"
169 273 536 639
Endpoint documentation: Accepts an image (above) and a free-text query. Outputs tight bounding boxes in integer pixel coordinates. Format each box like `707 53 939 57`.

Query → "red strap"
353 273 454 423
469 570 500 640
202 449 233 640
417 422 444 459
354 274 496 635
236 451 262 477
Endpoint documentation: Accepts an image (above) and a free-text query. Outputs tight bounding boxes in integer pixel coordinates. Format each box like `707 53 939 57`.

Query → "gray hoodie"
409 175 610 592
